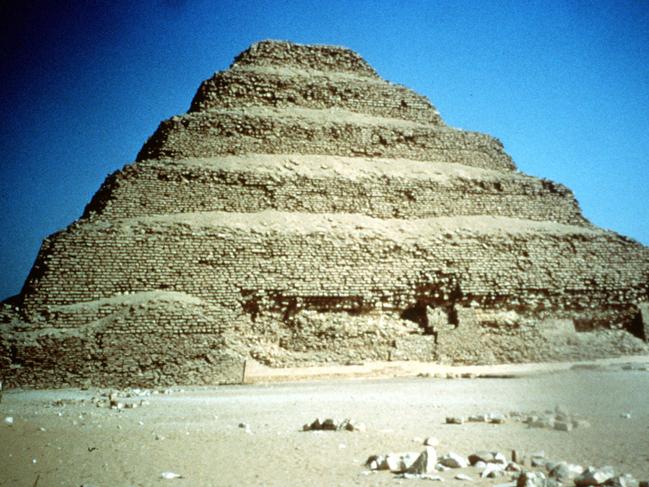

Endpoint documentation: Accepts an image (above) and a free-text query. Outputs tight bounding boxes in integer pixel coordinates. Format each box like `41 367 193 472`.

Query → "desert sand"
1 357 648 487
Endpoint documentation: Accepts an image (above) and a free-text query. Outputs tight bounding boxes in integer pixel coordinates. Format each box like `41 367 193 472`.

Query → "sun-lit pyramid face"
2 40 648 388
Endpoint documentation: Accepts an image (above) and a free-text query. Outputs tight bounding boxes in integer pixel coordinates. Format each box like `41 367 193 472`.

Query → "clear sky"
1 0 648 301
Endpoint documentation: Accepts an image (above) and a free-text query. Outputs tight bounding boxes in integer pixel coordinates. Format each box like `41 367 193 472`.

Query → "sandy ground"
1 357 648 487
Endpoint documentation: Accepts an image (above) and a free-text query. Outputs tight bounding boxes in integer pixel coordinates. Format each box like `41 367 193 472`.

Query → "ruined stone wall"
82 158 586 225
11 211 647 385
1 327 243 388
22 214 649 325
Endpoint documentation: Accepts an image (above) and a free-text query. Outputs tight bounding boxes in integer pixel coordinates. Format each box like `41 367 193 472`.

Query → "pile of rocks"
302 417 366 432
366 447 513 479
518 407 590 432
446 413 507 425
446 406 590 432
365 444 647 486
90 389 153 410
517 465 645 487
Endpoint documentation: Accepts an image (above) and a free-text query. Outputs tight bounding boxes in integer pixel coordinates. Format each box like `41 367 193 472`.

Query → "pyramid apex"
231 39 379 78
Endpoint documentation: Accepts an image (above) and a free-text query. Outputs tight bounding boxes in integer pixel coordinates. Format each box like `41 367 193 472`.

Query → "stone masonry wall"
21 214 649 324
189 67 444 125
2 327 244 388
136 108 515 171
10 212 647 386
82 158 586 224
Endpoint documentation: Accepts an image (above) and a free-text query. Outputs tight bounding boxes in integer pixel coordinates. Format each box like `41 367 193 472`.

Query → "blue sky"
1 0 648 300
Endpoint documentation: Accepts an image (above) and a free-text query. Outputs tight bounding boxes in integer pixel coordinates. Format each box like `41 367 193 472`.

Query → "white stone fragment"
407 447 438 475
161 471 182 479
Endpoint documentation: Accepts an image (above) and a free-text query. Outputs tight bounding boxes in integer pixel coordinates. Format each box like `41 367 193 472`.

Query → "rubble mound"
2 40 648 387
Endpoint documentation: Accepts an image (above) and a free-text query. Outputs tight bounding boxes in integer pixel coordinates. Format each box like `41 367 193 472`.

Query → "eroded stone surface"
1 40 648 387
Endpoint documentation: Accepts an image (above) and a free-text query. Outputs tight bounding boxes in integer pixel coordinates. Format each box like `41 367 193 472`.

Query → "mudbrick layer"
2 40 648 387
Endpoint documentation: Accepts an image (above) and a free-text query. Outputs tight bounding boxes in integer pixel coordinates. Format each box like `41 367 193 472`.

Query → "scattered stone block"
575 466 616 486
468 414 489 422
481 463 506 478
554 421 573 432
603 474 639 487
303 417 365 432
390 452 419 473
489 413 507 424
367 452 419 473
439 452 469 469
517 471 547 487
446 416 464 425
406 447 438 475
548 462 584 482
469 451 507 465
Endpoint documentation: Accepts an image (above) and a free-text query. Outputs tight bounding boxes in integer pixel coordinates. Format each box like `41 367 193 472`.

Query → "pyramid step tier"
84 155 586 225
22 211 649 321
189 65 444 125
231 40 380 79
136 107 515 171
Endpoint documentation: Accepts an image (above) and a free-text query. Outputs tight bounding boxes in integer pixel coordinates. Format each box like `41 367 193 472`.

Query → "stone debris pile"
302 417 366 432
45 388 164 411
365 445 646 486
88 389 154 410
446 406 591 432
446 413 507 425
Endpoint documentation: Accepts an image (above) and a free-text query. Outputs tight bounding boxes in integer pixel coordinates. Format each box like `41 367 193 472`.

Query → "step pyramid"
2 40 648 387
